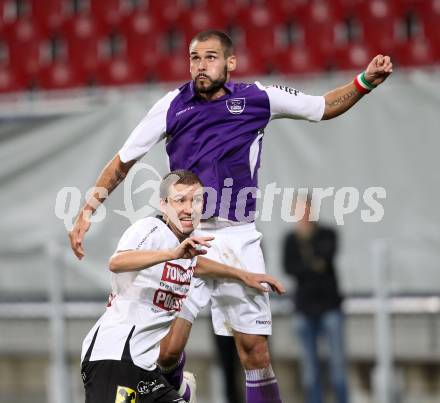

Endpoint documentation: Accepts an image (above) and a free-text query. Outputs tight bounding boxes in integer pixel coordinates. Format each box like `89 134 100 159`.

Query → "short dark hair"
160 170 203 199
189 30 234 57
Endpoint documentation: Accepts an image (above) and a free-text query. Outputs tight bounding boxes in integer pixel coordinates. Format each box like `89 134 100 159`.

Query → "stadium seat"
397 36 438 66
302 1 343 58
37 61 85 90
160 27 187 55
355 0 399 53
148 0 185 28
63 14 107 75
233 47 267 78
333 43 374 71
274 19 305 51
4 18 44 76
179 6 220 41
394 0 440 19
239 2 280 62
334 0 365 15
0 64 26 92
97 57 144 86
270 0 310 21
2 0 32 20
275 45 326 75
406 0 440 50
120 10 161 72
30 0 67 32
155 50 190 82
0 0 8 31
209 0 244 22
90 0 125 28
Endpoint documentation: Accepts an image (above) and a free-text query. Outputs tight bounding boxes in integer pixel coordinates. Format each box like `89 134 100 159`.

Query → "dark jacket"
282 225 343 316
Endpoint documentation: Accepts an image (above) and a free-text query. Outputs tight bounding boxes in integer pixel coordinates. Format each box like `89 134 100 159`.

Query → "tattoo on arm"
326 89 358 109
109 168 125 191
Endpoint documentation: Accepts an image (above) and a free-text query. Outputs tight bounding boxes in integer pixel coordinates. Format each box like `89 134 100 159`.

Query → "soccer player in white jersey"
81 170 284 403
71 30 392 403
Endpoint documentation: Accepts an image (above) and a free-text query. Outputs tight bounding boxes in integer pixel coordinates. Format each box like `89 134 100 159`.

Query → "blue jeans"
294 310 349 403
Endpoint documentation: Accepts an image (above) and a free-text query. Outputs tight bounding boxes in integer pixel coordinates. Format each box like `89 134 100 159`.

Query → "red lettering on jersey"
161 262 194 286
153 289 185 312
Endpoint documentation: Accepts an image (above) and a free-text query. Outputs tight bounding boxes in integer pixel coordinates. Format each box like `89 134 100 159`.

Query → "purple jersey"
119 81 324 221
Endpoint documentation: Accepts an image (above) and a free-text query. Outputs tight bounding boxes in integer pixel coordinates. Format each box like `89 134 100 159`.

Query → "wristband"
354 71 376 94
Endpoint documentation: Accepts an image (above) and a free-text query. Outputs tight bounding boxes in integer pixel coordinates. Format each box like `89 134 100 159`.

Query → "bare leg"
159 318 193 368
233 331 282 403
159 318 194 401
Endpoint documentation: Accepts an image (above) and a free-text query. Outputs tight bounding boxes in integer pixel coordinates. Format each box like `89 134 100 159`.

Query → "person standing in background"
283 195 348 403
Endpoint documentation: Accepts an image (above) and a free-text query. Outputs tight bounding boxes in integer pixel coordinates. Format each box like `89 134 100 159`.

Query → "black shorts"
81 360 187 403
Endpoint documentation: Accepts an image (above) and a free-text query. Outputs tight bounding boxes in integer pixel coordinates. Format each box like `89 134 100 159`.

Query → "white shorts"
179 221 272 336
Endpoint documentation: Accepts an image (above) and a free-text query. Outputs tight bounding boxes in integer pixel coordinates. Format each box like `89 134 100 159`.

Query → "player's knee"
246 343 270 369
239 336 271 369
158 346 181 368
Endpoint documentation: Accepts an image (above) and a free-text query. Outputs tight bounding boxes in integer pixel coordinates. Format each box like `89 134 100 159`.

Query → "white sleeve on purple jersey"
118 89 180 162
255 81 325 122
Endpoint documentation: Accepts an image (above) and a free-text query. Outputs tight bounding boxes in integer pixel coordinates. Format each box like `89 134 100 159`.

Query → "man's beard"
194 66 228 96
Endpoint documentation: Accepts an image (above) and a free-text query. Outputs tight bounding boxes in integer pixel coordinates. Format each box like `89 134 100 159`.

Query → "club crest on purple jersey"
226 98 246 114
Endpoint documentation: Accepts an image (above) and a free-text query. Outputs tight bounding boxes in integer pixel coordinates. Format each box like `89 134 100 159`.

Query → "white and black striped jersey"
81 217 196 371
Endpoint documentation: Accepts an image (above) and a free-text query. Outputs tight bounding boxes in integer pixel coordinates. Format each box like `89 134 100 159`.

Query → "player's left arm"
194 256 286 295
322 54 393 120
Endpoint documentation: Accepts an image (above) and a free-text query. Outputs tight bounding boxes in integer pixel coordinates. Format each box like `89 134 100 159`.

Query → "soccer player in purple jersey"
70 30 393 403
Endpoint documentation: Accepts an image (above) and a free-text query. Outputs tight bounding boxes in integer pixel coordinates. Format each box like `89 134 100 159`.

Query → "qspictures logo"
55 163 387 229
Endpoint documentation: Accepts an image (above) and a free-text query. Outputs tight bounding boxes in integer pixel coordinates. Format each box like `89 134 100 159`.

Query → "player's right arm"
69 89 180 259
69 154 135 259
261 54 392 123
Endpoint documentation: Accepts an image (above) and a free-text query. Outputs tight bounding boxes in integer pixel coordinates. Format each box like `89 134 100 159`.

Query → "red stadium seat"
301 1 343 58
0 35 9 62
275 45 326 75
97 57 144 86
404 0 440 49
30 0 67 32
63 14 107 75
270 0 310 21
37 61 85 90
334 0 365 15
239 3 280 62
355 0 399 53
4 18 44 76
179 7 221 41
394 0 440 20
333 43 374 71
0 64 26 92
155 50 190 82
120 10 162 73
0 0 9 31
209 0 244 23
233 47 267 78
148 0 185 28
90 0 126 28
307 0 346 22
397 36 438 66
